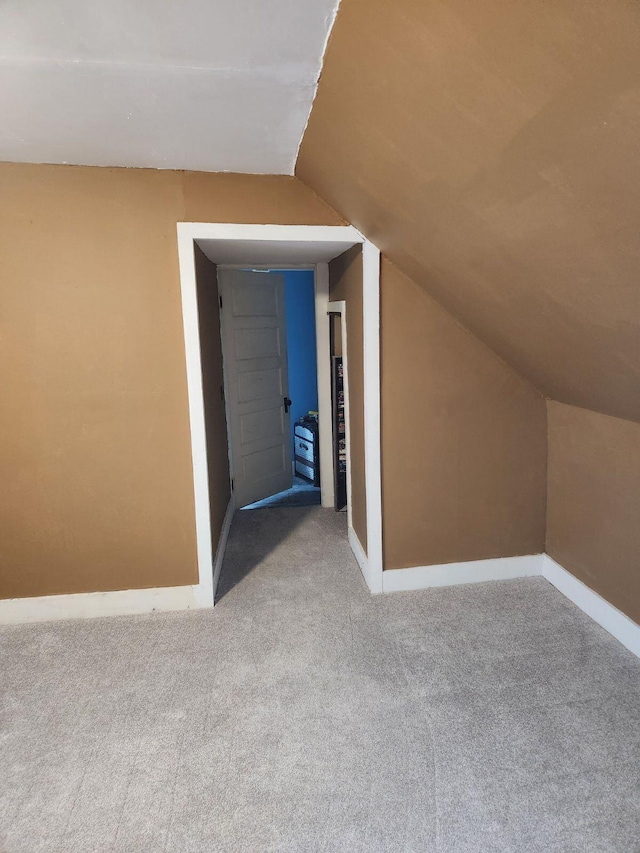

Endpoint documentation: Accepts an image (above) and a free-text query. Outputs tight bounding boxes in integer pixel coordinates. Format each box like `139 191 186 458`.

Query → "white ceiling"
197 236 361 266
0 0 340 175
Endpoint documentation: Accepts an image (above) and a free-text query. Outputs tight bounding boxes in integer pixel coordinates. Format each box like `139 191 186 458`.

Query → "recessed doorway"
176 224 384 605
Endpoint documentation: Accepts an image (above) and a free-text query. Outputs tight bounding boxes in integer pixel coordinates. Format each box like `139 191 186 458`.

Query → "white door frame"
361 241 383 593
314 261 335 506
176 223 383 604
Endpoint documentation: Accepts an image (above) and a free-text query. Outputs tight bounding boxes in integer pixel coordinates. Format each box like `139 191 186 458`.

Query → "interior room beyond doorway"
241 269 321 510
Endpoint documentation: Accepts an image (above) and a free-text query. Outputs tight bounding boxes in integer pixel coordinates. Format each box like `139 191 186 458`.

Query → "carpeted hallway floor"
1 507 639 852
240 476 321 511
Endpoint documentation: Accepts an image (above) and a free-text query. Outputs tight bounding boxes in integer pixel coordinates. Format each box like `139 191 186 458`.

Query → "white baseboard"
382 554 543 593
211 497 235 604
0 498 237 626
348 525 368 577
348 526 380 593
542 555 640 659
380 551 639 660
0 583 204 625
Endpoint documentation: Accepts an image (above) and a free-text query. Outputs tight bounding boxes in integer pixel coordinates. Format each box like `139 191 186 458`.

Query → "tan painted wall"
381 260 547 569
330 314 342 358
194 246 230 559
547 402 640 624
297 0 640 423
329 246 367 551
0 162 342 599
182 171 345 226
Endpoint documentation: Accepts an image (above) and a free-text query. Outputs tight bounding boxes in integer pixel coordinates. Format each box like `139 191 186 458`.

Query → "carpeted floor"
1 507 639 852
240 476 321 510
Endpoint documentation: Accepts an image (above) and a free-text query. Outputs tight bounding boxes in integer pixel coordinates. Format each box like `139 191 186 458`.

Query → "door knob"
283 397 292 414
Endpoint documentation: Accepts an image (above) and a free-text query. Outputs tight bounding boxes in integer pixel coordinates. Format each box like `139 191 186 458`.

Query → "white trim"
211 497 235 604
542 555 640 659
177 228 216 608
382 555 544 593
315 264 333 507
0 584 204 625
348 526 373 590
362 242 383 594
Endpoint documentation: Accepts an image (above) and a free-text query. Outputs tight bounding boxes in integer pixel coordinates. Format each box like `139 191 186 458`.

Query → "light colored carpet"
241 476 321 510
1 507 639 852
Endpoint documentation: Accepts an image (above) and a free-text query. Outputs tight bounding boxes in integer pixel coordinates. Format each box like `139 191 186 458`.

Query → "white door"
218 269 292 508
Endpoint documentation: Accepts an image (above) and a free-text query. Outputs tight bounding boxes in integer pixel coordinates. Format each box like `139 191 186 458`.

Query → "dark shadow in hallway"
215 505 321 602
240 475 321 511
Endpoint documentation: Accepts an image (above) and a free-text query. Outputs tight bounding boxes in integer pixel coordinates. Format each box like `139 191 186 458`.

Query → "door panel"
241 444 288 482
234 327 281 359
219 270 292 508
237 367 282 401
231 281 279 315
239 407 285 444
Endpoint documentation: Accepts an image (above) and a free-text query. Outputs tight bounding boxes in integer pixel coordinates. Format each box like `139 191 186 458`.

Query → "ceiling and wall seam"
292 176 349 226
291 0 343 175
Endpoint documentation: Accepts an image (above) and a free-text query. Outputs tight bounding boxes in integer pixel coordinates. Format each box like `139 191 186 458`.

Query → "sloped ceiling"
297 0 640 422
0 0 339 174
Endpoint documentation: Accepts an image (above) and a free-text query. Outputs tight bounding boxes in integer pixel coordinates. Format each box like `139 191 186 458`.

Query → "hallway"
1 508 639 852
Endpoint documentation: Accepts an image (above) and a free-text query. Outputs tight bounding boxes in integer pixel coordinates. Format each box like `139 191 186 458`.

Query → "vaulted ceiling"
0 0 339 174
297 0 640 423
3 0 639 423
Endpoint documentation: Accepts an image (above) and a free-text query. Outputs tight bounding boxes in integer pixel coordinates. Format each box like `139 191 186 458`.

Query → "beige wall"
182 171 346 226
194 246 230 563
298 0 640 613
297 0 640 423
329 246 367 552
547 402 640 624
0 162 342 599
381 260 547 569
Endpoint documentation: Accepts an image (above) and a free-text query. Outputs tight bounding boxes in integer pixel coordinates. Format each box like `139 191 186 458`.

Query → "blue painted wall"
273 270 318 454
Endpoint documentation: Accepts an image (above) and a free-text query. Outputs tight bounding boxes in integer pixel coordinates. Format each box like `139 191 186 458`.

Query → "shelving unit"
332 355 347 511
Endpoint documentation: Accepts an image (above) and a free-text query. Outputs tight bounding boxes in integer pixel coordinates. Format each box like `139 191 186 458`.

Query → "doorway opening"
227 268 322 511
176 224 383 605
